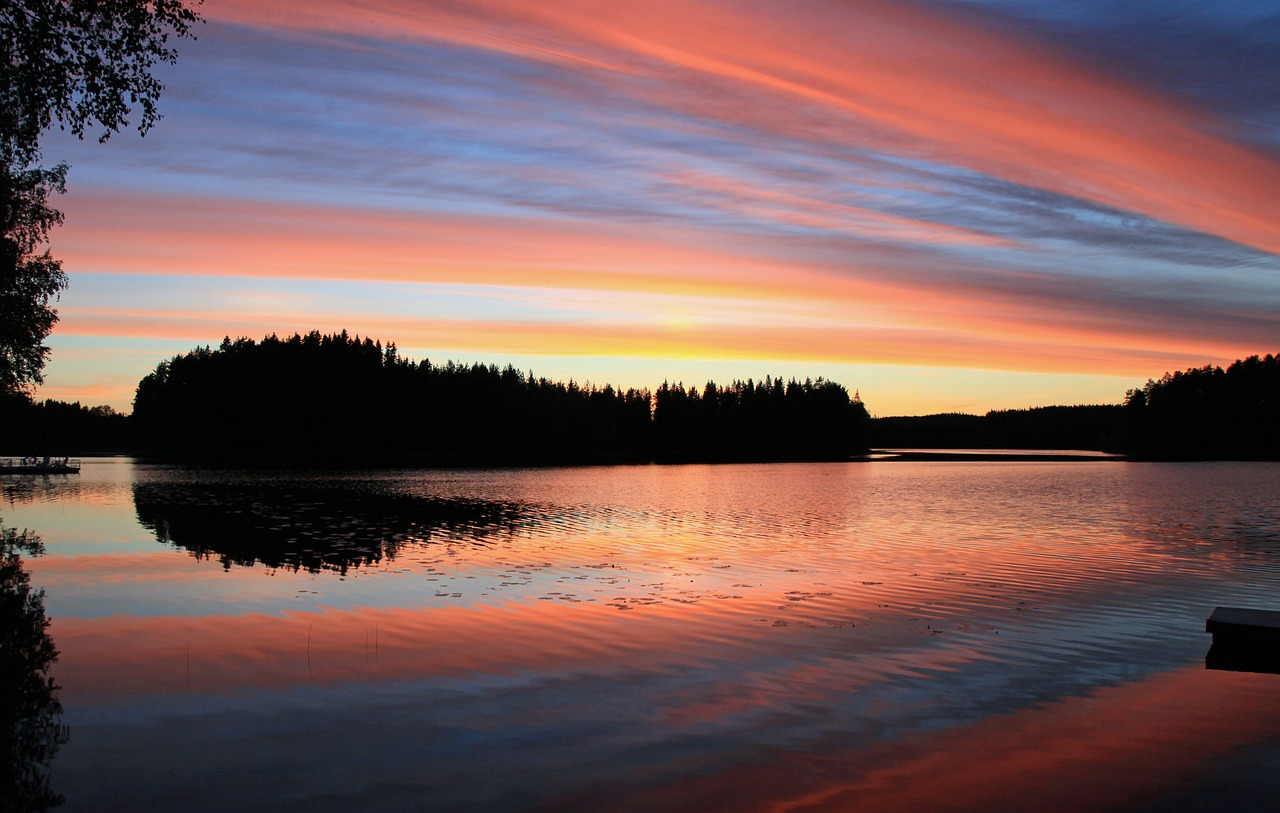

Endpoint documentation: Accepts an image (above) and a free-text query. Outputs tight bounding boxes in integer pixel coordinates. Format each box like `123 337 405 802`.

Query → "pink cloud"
207 0 1280 253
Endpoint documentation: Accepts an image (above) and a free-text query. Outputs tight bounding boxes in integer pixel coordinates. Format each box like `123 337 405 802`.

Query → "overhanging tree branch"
0 0 203 395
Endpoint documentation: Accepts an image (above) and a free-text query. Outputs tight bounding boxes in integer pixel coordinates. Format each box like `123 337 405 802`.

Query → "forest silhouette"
872 405 1124 452
128 331 872 465
872 353 1280 459
4 337 1277 463
0 395 128 456
1119 353 1280 460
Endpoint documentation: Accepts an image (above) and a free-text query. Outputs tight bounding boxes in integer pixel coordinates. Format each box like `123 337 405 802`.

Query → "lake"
4 458 1280 811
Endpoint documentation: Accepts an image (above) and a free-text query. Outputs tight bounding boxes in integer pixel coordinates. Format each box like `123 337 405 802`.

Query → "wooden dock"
1206 607 1280 674
1207 607 1280 644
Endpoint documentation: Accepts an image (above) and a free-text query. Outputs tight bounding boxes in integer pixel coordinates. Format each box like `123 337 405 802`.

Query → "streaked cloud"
34 0 1280 413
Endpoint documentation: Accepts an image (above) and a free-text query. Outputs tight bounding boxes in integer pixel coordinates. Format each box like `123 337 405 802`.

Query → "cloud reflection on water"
11 461 1280 810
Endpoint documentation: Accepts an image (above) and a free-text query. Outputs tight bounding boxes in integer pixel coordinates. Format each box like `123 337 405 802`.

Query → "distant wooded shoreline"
2 334 1276 463
24 331 870 465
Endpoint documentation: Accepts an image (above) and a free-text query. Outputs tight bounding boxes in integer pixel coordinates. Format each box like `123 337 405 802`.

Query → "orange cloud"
57 190 838 301
55 190 1276 379
208 0 1280 254
56 306 1240 380
31 381 127 404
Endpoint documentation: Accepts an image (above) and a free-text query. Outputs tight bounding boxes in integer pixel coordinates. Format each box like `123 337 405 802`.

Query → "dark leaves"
0 0 202 394
1 0 204 163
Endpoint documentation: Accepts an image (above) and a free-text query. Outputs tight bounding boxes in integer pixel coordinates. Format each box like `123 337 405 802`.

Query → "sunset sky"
35 0 1280 416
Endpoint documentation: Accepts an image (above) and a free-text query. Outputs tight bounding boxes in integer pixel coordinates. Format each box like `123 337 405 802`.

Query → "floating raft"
1206 607 1280 674
0 458 81 475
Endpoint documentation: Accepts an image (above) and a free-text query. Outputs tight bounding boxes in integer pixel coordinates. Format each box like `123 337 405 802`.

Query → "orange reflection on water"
580 665 1280 813
34 551 218 584
49 597 764 700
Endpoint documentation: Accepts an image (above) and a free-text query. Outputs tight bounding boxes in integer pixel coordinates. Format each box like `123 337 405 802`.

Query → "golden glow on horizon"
55 192 1267 371
55 307 1243 379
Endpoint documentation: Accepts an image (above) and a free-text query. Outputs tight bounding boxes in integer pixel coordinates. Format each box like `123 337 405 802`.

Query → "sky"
33 0 1280 416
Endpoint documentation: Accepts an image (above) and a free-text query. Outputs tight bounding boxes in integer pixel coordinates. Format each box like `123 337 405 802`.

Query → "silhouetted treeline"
873 405 1124 451
872 413 986 449
130 331 871 464
985 405 1126 450
871 353 1280 459
1121 354 1280 460
0 394 131 455
10 341 1278 461
654 378 869 461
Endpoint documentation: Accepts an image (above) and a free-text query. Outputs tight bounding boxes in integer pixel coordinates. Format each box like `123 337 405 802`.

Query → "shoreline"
863 449 1124 462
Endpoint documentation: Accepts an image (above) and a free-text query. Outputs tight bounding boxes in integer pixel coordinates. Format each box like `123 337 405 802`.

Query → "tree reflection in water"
0 524 68 812
133 482 530 574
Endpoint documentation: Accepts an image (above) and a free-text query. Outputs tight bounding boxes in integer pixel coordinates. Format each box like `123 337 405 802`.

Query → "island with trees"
128 331 872 465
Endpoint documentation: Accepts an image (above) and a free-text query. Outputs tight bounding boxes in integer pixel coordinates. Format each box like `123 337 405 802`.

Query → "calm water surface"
4 458 1280 811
